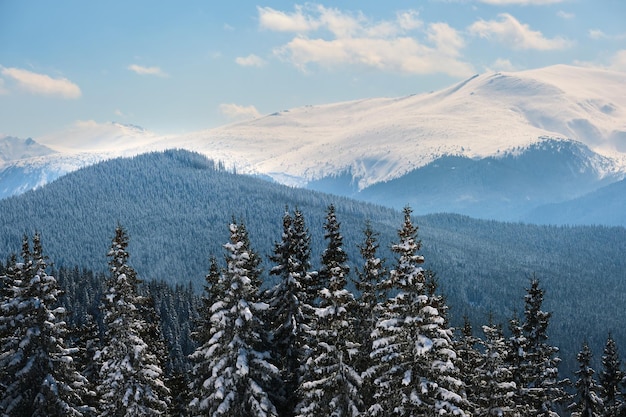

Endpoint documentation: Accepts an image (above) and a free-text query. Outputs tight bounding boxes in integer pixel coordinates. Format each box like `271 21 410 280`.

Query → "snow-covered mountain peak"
168 65 626 189
0 136 57 166
37 120 167 154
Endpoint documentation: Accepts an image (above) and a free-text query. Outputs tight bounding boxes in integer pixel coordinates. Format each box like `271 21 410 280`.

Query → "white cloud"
489 58 519 71
588 30 626 41
0 67 81 98
128 64 168 77
260 4 473 77
477 0 564 4
235 54 267 67
219 103 262 120
556 10 575 19
258 5 320 32
609 50 626 72
468 13 572 50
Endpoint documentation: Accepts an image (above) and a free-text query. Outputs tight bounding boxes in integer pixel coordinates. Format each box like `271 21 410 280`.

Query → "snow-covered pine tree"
296 204 364 417
0 234 92 416
188 221 279 417
455 316 482 414
599 333 624 417
266 208 317 416
96 225 171 416
475 318 518 416
519 278 568 416
568 342 603 417
353 221 387 409
369 206 469 417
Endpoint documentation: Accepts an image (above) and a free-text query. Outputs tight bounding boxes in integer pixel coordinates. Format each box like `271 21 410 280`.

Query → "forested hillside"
1 149 625 377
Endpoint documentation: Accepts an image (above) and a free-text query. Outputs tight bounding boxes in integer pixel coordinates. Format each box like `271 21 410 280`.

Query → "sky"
0 0 625 139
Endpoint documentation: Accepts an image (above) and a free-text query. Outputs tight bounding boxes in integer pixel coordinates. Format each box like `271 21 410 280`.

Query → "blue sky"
1 0 625 138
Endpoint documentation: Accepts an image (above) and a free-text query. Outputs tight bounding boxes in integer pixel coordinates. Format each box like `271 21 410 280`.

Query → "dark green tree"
568 342 603 417
599 333 624 417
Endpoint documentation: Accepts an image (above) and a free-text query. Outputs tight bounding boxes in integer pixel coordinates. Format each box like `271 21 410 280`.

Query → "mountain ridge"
1 64 625 223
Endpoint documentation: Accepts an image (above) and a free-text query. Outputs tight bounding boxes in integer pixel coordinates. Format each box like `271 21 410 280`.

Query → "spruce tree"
455 317 482 414
266 208 316 416
189 221 279 417
569 342 603 417
96 225 170 416
0 234 91 416
369 206 469 416
475 319 518 416
353 221 387 409
519 278 568 415
599 333 624 417
295 204 364 417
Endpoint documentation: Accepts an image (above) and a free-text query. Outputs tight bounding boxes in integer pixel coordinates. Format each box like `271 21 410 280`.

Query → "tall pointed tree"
189 221 279 417
568 342 603 417
599 333 624 417
369 206 469 416
519 278 568 415
0 234 91 416
266 208 316 416
353 221 387 408
296 204 364 417
96 225 170 416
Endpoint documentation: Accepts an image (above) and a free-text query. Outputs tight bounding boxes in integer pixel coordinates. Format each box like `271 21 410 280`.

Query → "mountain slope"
1 65 625 223
0 149 625 375
527 177 626 226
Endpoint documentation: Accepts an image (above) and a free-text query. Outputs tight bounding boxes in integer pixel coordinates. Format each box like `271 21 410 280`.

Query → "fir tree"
569 342 603 417
475 318 518 416
369 206 469 416
455 316 482 414
295 205 364 417
96 225 170 416
519 278 568 416
599 333 624 417
266 208 316 416
0 234 91 416
353 221 387 408
189 221 279 417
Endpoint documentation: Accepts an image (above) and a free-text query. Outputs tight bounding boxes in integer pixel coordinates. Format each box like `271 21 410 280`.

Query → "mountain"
0 135 56 163
2 64 626 223
527 177 626 226
1 150 626 375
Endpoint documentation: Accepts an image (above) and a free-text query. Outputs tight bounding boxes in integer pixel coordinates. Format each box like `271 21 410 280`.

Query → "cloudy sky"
1 0 625 138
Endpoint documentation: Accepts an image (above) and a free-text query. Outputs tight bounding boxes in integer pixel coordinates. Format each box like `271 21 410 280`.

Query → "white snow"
3 64 626 195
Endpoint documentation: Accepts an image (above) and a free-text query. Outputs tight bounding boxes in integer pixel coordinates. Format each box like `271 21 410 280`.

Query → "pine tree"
189 221 279 417
96 225 170 416
353 221 387 409
295 204 364 417
455 317 482 414
599 333 624 417
266 208 317 416
0 234 91 416
519 278 568 416
569 342 603 417
369 206 469 416
475 318 518 416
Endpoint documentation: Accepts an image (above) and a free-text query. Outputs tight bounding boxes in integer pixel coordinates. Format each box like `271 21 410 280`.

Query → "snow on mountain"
0 136 57 165
1 64 625 208
167 64 626 189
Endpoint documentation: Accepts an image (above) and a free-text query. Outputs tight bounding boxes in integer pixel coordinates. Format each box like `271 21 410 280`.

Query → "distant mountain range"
2 64 625 224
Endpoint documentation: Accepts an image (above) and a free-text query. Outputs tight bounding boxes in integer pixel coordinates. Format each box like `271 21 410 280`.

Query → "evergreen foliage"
569 342 603 417
369 206 469 416
599 334 624 417
189 221 279 417
0 234 91 416
96 225 171 416
266 208 316 416
295 205 364 417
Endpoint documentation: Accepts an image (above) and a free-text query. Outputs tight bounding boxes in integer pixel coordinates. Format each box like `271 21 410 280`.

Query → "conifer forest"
2 202 623 416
